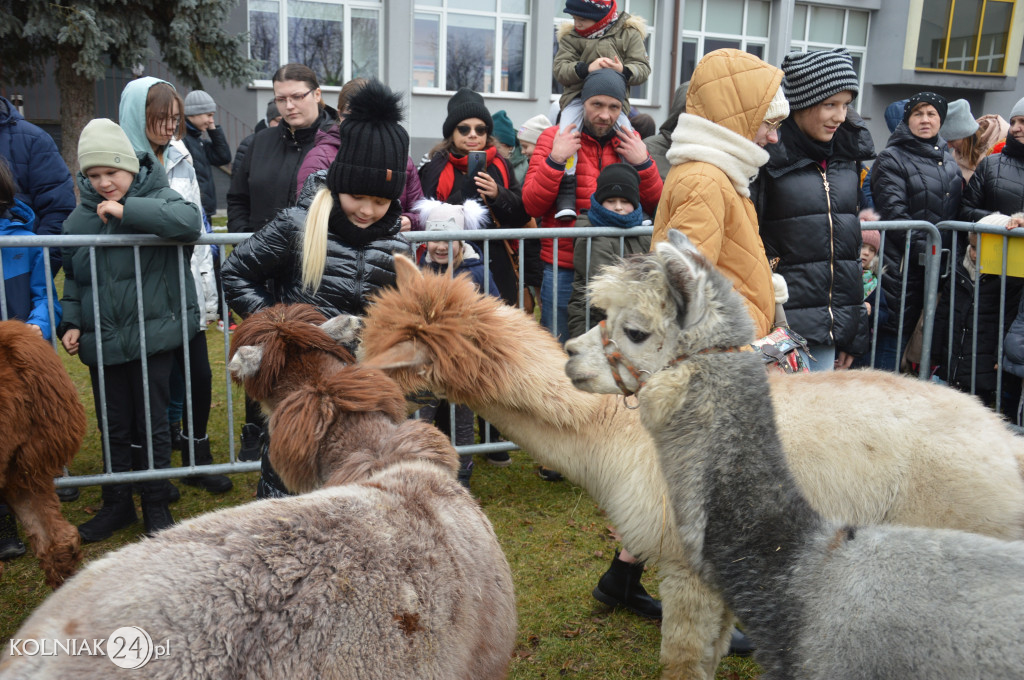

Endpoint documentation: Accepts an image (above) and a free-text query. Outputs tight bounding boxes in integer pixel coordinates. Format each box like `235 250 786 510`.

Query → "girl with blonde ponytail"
221 79 412 498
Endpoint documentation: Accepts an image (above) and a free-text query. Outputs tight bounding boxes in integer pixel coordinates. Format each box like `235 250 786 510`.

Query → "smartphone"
467 150 487 181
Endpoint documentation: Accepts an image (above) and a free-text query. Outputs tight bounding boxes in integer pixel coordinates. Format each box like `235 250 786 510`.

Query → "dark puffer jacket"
226 105 338 233
754 118 874 355
221 171 411 320
870 122 963 334
933 248 1023 397
182 121 232 216
960 143 1024 223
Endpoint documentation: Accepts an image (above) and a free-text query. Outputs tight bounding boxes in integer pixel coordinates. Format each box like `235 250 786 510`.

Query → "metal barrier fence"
2 219 1021 489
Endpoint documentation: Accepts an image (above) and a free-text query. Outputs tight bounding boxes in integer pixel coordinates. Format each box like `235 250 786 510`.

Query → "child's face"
519 140 536 157
860 243 877 270
427 238 462 266
337 193 391 228
573 16 597 32
601 196 635 215
86 167 135 202
147 98 181 149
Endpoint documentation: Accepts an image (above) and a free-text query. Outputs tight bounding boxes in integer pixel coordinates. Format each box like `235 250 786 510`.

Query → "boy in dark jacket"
60 118 202 543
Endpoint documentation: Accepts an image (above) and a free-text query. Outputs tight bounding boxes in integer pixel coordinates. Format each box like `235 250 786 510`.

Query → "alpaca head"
228 303 357 404
565 229 755 395
355 254 538 404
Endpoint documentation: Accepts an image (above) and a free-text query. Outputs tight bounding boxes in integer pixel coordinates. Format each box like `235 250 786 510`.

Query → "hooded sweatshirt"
652 49 780 337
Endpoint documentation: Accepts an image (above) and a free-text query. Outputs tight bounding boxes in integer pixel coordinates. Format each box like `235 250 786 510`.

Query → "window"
248 0 382 85
552 0 656 104
789 5 870 90
916 0 1015 74
413 1 530 94
678 0 770 84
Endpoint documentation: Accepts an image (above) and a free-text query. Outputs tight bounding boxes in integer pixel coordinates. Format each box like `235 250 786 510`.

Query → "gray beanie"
781 48 860 111
184 90 216 116
78 118 140 174
581 68 628 106
265 99 281 123
940 99 979 141
1010 96 1024 121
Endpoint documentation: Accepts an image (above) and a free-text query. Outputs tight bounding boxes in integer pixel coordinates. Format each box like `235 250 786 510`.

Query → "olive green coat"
553 13 650 111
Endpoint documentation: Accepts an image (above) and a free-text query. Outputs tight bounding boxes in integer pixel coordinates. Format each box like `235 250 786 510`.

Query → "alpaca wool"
941 99 978 141
781 48 860 111
904 92 947 125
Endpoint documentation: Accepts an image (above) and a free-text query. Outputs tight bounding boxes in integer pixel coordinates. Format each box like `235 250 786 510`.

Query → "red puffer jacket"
522 125 662 268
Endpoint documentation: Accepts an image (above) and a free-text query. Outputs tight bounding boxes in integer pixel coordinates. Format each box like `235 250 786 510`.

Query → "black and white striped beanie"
781 48 859 111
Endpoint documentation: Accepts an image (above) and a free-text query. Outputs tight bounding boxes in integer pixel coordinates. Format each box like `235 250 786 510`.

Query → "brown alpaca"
354 255 1024 680
0 321 85 588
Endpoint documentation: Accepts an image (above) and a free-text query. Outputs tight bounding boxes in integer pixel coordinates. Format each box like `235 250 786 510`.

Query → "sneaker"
486 451 512 467
0 513 26 560
537 466 563 482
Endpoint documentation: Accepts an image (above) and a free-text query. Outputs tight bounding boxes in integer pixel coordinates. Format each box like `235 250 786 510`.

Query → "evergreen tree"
0 0 258 175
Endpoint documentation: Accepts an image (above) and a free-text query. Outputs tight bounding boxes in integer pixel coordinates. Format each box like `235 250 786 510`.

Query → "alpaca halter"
598 320 740 405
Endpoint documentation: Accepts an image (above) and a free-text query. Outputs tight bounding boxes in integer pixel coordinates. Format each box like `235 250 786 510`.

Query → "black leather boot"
554 172 577 221
0 506 26 560
169 421 184 452
78 484 137 543
140 483 175 536
181 436 233 494
239 423 263 462
728 627 755 657
592 551 662 620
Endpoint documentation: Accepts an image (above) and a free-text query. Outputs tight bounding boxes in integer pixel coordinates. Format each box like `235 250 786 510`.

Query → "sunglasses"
456 124 489 136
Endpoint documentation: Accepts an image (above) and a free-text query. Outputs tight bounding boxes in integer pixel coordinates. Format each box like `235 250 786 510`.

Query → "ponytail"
301 188 334 293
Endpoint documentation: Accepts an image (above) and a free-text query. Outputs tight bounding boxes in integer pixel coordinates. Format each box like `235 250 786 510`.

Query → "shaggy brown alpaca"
354 255 1024 680
0 321 85 588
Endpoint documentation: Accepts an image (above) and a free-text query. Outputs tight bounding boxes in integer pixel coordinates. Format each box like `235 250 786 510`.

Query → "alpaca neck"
649 353 822 670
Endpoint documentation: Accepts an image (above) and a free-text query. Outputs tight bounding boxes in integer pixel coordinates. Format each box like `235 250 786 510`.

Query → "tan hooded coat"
652 49 782 337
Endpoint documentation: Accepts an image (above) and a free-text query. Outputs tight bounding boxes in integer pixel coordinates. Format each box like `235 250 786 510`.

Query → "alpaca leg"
657 566 727 680
4 485 81 588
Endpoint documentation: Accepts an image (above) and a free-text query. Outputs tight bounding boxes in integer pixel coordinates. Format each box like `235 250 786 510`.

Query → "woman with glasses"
227 64 338 235
753 48 876 371
418 88 529 306
652 48 789 339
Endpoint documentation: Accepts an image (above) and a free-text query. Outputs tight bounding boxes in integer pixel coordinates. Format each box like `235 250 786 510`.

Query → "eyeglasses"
273 88 315 106
456 124 489 137
763 118 785 133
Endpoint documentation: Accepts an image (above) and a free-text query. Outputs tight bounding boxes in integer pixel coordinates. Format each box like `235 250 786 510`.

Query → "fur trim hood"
556 12 647 40
666 113 768 196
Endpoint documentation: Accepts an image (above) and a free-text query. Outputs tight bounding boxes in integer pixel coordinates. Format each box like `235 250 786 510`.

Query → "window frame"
247 0 384 88
677 0 770 86
412 0 533 97
789 4 871 95
914 0 1016 76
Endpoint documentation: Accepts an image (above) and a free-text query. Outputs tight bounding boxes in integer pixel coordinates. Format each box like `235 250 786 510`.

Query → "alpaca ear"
362 340 432 371
227 345 264 382
393 254 422 289
666 228 701 256
321 314 362 345
657 244 708 330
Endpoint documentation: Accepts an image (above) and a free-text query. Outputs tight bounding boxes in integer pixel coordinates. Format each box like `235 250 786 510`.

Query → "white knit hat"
517 114 552 145
763 86 790 121
416 198 488 232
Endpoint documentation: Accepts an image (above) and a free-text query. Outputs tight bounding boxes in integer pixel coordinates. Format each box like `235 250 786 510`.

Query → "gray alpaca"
565 230 1024 679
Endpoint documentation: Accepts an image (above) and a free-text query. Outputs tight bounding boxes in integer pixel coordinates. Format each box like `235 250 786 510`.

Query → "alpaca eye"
624 328 650 344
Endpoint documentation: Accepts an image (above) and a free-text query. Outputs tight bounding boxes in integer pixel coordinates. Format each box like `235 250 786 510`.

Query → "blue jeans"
801 343 836 372
540 266 574 345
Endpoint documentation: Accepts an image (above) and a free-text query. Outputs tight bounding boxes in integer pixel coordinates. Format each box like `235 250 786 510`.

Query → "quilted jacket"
653 49 781 337
553 13 650 111
523 125 660 269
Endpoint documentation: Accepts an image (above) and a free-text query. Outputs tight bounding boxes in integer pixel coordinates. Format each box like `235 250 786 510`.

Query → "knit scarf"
666 113 768 197
326 200 402 247
436 147 508 201
576 2 619 38
862 269 878 298
588 195 642 227
782 117 834 162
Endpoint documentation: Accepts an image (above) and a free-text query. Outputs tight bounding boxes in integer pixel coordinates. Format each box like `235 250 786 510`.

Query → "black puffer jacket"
182 122 232 216
221 171 411 319
933 247 1023 396
870 122 963 334
227 105 338 233
754 118 874 355
961 139 1024 223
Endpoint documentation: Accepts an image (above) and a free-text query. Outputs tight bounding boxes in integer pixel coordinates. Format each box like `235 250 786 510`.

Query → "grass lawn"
0 224 761 678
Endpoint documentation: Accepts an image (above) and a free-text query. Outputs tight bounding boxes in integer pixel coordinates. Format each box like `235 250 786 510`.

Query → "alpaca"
351 254 1024 680
1 309 516 679
0 320 85 588
564 230 1024 679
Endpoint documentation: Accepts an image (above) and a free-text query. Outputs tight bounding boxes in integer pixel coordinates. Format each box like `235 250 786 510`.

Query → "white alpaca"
564 230 1024 678
0 306 516 680
352 254 1024 680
